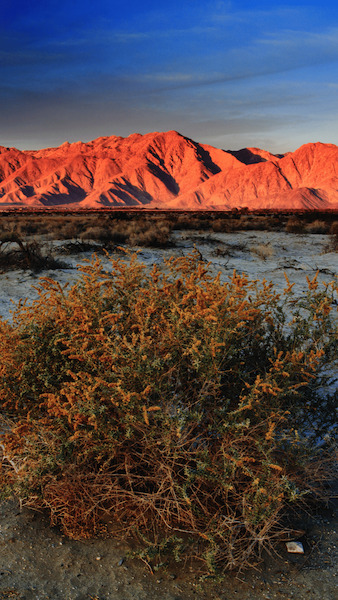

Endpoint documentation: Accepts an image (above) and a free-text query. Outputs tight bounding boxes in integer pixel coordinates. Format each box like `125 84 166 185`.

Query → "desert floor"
0 229 337 321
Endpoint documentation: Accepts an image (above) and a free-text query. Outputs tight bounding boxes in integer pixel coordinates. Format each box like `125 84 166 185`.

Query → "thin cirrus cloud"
1 1 338 152
2 24 337 90
108 26 338 95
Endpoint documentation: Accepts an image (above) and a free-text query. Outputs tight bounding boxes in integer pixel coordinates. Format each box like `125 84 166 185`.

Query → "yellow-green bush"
0 251 337 572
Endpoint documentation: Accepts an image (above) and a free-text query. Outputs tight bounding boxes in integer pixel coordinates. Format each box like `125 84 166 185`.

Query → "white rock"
286 541 304 554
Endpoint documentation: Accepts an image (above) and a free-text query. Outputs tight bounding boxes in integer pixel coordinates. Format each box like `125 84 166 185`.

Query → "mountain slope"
0 132 337 210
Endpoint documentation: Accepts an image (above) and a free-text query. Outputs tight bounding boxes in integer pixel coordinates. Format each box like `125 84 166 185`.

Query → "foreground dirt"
0 496 336 600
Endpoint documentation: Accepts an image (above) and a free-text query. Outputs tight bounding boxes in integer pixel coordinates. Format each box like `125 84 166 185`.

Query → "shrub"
285 217 304 233
57 220 84 240
237 216 268 231
128 223 172 247
304 220 329 234
0 251 337 573
79 225 116 244
250 243 275 260
173 214 212 231
0 232 66 271
327 221 338 251
78 219 173 248
210 218 234 233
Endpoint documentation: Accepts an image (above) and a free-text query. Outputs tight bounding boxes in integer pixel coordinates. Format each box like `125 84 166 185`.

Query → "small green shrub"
0 251 336 572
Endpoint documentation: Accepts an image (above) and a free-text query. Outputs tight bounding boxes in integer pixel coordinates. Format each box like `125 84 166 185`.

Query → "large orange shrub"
0 250 337 572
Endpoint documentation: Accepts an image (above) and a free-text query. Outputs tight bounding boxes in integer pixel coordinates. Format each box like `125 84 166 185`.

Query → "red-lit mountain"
1 130 338 210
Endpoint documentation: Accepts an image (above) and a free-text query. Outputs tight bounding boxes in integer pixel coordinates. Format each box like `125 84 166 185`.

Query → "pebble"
286 541 304 554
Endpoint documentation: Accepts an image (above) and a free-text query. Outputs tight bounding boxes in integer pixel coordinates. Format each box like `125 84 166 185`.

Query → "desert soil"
0 494 337 600
0 230 337 599
1 230 337 321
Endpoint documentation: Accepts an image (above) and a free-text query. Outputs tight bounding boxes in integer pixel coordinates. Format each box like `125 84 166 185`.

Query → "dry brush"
0 250 337 573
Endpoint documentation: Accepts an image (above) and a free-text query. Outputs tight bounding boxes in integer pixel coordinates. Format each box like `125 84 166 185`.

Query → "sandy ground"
0 495 337 600
0 230 337 321
0 230 337 599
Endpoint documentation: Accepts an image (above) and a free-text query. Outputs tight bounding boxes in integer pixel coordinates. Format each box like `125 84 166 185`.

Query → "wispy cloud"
257 26 338 54
209 4 302 24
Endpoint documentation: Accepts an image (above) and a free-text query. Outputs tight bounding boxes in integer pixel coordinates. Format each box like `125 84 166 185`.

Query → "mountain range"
1 130 338 210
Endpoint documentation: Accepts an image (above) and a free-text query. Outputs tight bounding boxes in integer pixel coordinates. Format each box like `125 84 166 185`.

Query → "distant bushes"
285 216 304 233
0 251 336 573
285 217 330 234
0 211 336 253
304 220 329 234
328 221 338 251
0 214 174 249
78 219 172 248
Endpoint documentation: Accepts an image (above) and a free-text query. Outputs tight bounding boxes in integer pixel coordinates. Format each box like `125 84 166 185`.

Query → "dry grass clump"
327 221 338 251
55 219 85 240
126 219 172 247
0 214 91 241
64 216 174 248
304 220 329 234
0 251 336 573
79 225 123 245
250 243 275 261
285 217 304 233
323 221 338 253
236 216 272 231
173 214 212 230
211 218 236 233
211 215 283 233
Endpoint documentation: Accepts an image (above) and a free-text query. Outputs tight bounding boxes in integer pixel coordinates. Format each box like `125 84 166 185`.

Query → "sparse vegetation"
0 213 174 249
304 220 329 234
0 210 337 253
285 216 304 233
327 221 338 251
0 250 336 574
250 242 275 260
0 231 66 272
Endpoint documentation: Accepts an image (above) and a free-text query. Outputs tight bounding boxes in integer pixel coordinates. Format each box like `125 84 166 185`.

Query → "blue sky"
2 0 338 152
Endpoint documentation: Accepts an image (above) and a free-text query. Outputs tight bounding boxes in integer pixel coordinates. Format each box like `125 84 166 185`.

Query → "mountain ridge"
1 131 337 210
